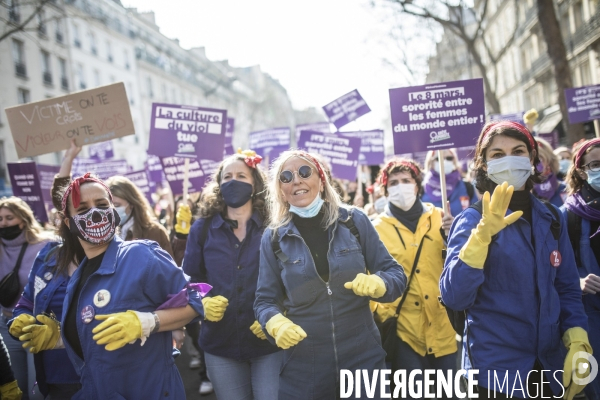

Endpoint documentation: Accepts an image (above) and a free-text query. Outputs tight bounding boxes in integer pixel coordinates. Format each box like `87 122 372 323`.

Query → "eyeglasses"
582 160 600 172
279 165 313 184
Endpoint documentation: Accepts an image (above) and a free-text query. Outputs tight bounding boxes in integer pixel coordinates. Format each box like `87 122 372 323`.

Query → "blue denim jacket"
62 236 202 400
441 196 588 397
182 211 279 360
10 241 79 396
254 207 406 399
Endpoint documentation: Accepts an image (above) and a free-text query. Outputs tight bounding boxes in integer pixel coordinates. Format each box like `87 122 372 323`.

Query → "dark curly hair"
377 158 424 196
197 154 268 222
473 121 542 194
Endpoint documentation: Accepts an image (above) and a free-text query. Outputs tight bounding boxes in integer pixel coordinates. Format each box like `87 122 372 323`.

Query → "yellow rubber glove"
563 327 593 400
458 182 523 269
9 314 36 338
19 315 60 354
175 204 192 235
0 380 22 400
265 313 307 349
250 320 267 340
344 273 386 298
201 296 228 322
92 310 143 351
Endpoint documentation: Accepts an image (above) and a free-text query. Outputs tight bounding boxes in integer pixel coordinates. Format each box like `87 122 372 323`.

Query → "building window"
41 50 52 85
124 49 129 70
580 59 591 85
17 88 30 104
89 32 97 55
573 1 584 31
8 0 20 24
106 40 112 62
146 76 153 98
55 20 64 43
37 9 47 37
77 64 86 90
560 12 570 38
93 69 101 87
73 24 81 47
12 39 26 78
59 58 68 90
127 82 134 105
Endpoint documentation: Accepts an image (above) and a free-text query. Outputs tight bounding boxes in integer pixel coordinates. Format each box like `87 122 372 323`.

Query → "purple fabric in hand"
156 283 213 310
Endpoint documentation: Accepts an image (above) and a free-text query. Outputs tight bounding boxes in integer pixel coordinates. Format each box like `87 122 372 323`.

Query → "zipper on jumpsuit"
290 224 340 389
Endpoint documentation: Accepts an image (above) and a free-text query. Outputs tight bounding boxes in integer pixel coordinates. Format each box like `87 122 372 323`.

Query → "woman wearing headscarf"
254 150 406 399
0 197 52 399
14 173 203 399
561 138 600 400
440 121 590 400
533 138 566 206
421 149 477 216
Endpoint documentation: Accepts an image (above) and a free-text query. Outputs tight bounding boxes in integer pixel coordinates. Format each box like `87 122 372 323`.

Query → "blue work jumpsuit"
254 207 407 399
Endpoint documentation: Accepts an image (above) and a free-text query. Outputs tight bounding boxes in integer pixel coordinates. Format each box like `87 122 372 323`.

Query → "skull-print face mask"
69 207 120 244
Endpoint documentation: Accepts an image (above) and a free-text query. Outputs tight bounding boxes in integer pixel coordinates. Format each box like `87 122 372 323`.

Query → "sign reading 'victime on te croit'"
5 82 134 159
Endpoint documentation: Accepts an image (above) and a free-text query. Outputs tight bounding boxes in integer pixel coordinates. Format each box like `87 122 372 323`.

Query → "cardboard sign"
389 78 485 154
489 112 524 124
565 84 600 124
338 130 384 165
88 140 114 160
148 103 227 160
248 127 291 159
120 170 153 203
323 89 371 130
37 164 61 210
297 131 361 181
8 162 47 222
5 83 134 158
224 118 235 156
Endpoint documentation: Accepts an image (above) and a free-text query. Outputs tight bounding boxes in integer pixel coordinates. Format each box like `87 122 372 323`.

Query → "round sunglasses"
279 165 313 184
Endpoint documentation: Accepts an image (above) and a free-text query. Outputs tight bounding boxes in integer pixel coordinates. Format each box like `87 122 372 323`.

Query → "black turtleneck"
292 210 329 282
388 200 423 233
508 190 532 226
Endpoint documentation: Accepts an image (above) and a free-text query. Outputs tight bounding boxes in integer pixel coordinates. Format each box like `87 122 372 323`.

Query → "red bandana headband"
575 138 600 168
380 160 419 187
61 173 113 213
237 149 263 169
296 151 326 185
480 121 536 150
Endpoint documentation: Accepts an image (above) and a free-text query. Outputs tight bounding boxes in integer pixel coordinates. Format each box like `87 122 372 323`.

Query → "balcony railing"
43 71 52 85
15 62 27 78
80 82 87 90
521 52 551 83
568 9 600 53
61 77 69 90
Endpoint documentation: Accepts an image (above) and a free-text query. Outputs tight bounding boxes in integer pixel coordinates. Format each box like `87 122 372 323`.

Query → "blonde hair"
424 148 459 171
105 176 156 238
535 138 559 175
0 197 50 243
267 150 345 230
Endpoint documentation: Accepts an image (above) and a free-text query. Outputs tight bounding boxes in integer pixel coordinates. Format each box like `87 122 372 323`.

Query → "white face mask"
434 160 455 175
387 183 417 211
486 155 532 189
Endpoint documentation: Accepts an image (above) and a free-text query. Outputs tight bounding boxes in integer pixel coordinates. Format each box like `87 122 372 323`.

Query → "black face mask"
220 180 253 209
0 225 23 240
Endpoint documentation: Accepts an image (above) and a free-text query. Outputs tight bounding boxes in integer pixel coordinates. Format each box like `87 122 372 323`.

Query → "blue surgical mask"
587 169 600 192
114 206 129 226
289 193 324 218
486 156 532 190
559 159 571 175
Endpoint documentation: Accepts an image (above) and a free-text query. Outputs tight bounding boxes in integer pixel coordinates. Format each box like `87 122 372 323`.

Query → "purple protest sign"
297 131 361 181
338 130 384 165
119 170 153 203
537 130 559 149
72 158 130 180
148 103 227 160
489 112 524 124
145 155 164 184
8 162 48 222
160 157 208 195
37 164 60 209
224 118 235 156
296 122 332 138
389 78 485 154
565 84 600 124
323 90 371 130
88 141 115 160
248 127 291 160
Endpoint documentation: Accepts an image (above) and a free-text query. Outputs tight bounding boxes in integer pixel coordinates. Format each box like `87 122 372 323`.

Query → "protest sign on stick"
88 140 114 160
338 129 384 165
5 83 134 158
489 112 525 124
297 131 361 181
323 90 371 130
37 164 61 210
7 162 48 222
148 103 227 160
565 84 600 137
224 118 235 156
160 157 219 196
72 158 130 180
248 127 291 162
119 170 153 204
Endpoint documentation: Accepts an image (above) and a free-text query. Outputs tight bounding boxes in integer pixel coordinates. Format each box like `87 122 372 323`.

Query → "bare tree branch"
0 0 52 42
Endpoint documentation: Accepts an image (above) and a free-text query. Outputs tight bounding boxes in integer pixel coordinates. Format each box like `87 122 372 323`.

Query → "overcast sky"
123 0 430 134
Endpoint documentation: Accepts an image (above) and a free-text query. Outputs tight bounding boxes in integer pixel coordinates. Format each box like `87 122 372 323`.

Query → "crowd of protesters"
0 119 599 400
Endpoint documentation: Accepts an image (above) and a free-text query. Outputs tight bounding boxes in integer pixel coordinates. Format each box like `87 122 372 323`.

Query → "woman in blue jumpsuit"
15 173 203 400
440 121 591 400
254 150 407 399
561 138 600 400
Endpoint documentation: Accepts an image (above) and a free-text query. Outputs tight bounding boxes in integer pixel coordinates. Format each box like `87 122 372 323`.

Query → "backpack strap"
464 180 475 200
271 228 289 263
468 200 483 215
542 201 561 241
566 210 582 267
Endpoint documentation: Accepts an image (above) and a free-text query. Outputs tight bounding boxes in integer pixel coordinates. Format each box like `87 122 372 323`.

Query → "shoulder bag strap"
11 243 29 274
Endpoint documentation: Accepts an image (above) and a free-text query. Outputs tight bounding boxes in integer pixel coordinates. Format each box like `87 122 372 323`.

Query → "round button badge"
93 290 111 308
81 305 95 324
550 250 562 267
43 272 53 281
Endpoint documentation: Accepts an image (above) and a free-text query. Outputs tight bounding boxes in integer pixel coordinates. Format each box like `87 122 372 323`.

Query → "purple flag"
37 164 60 210
119 170 153 203
297 131 361 181
72 158 129 180
338 130 384 165
389 78 485 154
148 103 227 161
248 127 291 160
565 84 600 124
323 90 371 129
8 162 48 222
489 112 525 124
88 141 115 160
224 118 235 156
296 122 332 138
